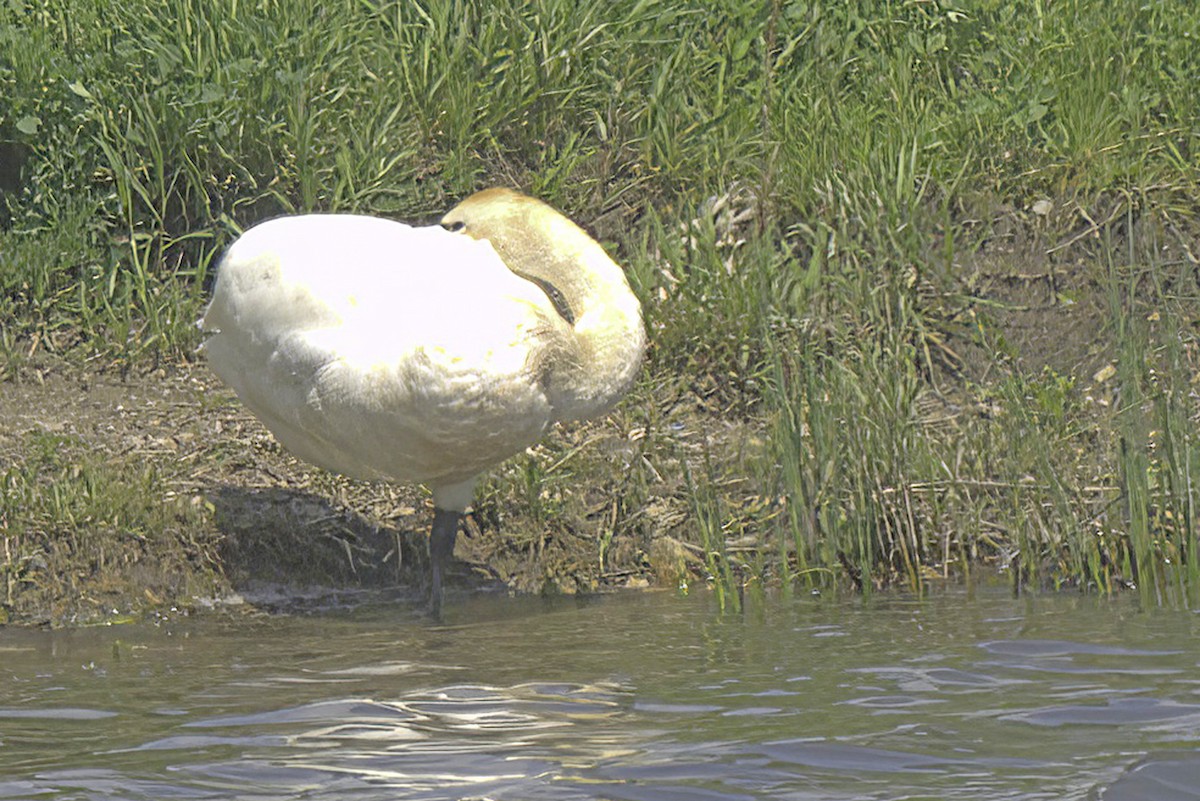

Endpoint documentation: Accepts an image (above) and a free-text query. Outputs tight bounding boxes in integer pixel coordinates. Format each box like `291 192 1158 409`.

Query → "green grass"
2 0 1200 606
0 430 219 621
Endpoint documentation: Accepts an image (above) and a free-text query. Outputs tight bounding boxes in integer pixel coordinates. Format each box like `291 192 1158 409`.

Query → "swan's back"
200 214 563 487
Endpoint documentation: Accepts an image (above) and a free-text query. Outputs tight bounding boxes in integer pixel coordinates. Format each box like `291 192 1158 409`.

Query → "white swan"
199 189 645 611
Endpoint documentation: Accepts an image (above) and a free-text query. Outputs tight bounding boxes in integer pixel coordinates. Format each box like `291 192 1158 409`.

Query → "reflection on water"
1 589 1198 800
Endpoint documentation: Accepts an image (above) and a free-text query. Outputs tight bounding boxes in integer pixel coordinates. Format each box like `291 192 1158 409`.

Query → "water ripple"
1 591 1197 800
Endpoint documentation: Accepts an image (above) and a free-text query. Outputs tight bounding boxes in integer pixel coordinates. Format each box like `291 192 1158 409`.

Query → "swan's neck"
552 243 645 421
483 214 645 422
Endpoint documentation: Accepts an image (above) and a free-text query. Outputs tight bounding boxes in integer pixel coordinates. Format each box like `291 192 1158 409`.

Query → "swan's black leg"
429 508 461 616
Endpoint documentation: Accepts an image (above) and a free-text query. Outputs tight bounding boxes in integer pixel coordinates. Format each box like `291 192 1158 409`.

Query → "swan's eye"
441 220 465 233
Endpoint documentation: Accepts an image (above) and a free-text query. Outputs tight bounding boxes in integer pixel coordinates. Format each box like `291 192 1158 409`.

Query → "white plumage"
200 189 645 610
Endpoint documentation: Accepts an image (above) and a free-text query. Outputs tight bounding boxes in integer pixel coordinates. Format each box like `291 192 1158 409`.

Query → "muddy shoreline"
1 356 690 626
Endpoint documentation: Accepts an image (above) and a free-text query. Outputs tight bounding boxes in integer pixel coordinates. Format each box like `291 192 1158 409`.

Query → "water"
1 589 1198 800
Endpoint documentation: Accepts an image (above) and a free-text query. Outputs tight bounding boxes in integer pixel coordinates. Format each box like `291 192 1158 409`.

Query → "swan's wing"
200 215 568 484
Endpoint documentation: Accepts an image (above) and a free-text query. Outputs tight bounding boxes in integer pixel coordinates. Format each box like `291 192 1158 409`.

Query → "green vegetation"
0 430 220 621
2 0 1199 614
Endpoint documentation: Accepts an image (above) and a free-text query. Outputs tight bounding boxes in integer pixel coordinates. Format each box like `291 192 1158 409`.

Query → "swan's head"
440 189 624 325
440 188 561 247
442 189 624 279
